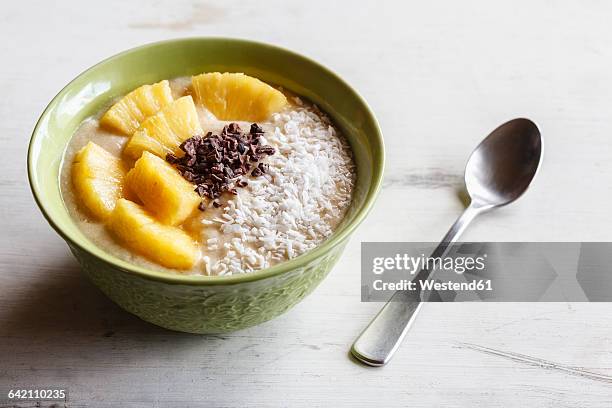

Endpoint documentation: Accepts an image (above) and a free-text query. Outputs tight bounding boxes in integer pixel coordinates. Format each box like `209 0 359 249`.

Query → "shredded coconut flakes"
204 100 355 276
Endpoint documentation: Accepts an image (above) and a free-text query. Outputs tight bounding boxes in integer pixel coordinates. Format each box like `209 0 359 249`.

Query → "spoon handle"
350 204 482 366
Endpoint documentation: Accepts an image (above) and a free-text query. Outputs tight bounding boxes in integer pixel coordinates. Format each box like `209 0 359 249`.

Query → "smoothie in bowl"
62 74 356 277
28 38 384 333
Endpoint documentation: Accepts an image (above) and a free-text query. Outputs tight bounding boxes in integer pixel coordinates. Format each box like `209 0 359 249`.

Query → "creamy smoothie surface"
62 75 355 275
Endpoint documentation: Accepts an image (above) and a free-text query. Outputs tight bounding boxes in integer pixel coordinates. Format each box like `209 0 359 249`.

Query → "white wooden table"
2 1 612 406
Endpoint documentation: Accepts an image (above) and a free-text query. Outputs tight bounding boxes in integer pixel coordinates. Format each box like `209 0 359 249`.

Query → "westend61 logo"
362 242 612 302
361 243 501 300
372 253 487 275
369 252 491 293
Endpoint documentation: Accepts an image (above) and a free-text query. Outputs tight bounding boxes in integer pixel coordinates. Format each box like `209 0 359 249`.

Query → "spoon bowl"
466 118 542 208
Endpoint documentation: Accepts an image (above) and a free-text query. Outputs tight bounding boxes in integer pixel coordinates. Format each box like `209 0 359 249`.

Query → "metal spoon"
351 118 543 366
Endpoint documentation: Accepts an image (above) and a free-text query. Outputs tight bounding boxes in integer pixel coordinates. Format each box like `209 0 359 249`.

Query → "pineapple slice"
191 72 288 121
123 96 202 160
72 142 126 219
108 199 200 270
126 151 200 226
100 80 173 135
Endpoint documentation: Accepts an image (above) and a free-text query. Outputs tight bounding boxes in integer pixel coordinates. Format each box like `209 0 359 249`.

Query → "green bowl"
27 38 385 333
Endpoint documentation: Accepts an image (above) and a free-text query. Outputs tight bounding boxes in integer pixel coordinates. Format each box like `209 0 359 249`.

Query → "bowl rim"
27 37 385 286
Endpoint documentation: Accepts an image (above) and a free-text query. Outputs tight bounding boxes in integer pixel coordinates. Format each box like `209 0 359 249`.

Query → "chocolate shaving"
167 123 276 210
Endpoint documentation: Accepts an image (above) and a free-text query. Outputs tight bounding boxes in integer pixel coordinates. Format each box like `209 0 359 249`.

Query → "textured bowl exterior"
70 241 346 333
28 38 384 334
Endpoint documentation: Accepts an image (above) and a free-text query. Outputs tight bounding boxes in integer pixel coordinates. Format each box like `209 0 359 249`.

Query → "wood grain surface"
2 0 612 406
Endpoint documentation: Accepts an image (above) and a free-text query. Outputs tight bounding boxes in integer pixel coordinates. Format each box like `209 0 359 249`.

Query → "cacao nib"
166 123 275 210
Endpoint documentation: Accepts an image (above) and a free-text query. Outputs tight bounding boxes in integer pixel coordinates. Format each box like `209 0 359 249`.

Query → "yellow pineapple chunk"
100 80 173 135
108 199 200 269
123 96 202 160
126 152 200 226
191 72 287 121
72 142 126 219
